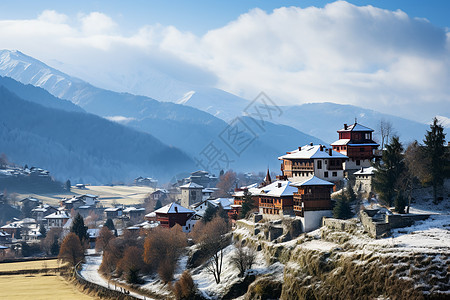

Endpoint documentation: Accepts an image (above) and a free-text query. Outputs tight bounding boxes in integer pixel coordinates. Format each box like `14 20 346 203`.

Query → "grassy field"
13 185 156 207
0 259 63 272
0 274 94 299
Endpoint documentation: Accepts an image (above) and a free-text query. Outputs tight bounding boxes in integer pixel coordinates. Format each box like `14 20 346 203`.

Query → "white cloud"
0 1 448 122
79 12 117 35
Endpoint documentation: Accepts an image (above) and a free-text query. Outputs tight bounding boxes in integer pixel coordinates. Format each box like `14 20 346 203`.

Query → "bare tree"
192 216 230 283
379 119 394 150
213 170 237 198
230 243 256 277
95 226 115 252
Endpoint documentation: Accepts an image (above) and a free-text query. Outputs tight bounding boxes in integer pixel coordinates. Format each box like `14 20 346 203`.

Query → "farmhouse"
32 204 58 223
104 206 123 219
44 211 70 228
154 202 196 233
257 180 297 219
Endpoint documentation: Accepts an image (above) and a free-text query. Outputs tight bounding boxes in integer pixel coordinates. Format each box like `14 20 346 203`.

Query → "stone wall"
322 218 357 233
360 210 429 239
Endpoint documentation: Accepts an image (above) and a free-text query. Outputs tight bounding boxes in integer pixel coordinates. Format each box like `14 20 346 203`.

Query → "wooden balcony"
292 165 314 171
259 203 275 208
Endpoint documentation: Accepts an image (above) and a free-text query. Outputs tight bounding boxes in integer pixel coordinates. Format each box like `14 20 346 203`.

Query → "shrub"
173 270 197 300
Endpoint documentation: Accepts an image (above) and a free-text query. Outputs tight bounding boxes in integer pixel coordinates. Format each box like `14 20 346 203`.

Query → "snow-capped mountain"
0 50 326 176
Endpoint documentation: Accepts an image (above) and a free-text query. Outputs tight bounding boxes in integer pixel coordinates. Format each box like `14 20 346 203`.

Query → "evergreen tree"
154 199 162 211
216 203 229 223
373 136 405 206
104 218 115 231
394 191 406 214
333 193 353 219
203 205 217 223
239 189 254 219
71 213 89 243
50 236 60 256
346 181 357 203
39 222 47 238
423 118 447 204
65 180 71 191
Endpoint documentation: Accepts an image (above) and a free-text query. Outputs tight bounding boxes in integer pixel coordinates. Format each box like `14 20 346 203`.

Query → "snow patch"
177 90 195 105
105 115 136 124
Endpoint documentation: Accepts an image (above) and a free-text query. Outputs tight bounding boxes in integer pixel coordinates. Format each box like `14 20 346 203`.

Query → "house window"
360 147 364 152
317 160 322 169
356 160 360 166
332 172 337 177
324 172 328 178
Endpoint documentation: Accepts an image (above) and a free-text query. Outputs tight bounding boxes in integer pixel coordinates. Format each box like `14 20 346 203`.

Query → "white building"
278 144 348 183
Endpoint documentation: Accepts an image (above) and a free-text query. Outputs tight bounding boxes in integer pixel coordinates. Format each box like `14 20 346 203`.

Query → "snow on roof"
331 139 350 146
261 181 298 197
0 245 8 249
44 211 70 219
338 123 374 132
78 205 92 209
1 223 22 229
180 182 203 189
209 198 233 210
104 207 122 212
278 144 348 160
123 207 145 213
155 202 194 214
153 189 169 194
291 176 334 187
83 194 98 198
145 212 156 218
354 166 376 175
19 218 36 224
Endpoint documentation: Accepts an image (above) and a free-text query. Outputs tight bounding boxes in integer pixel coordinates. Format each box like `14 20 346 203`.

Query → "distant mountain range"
0 50 328 182
0 84 194 184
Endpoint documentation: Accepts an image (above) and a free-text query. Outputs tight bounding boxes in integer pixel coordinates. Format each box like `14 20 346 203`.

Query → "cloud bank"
0 1 448 122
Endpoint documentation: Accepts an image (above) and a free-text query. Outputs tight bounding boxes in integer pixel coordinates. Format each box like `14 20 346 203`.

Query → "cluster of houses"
0 166 51 179
143 122 379 234
0 121 380 256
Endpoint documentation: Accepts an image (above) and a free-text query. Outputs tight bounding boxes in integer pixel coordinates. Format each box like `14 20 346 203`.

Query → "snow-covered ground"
80 254 149 299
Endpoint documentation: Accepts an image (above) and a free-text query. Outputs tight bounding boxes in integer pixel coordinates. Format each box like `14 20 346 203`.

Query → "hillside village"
0 119 448 299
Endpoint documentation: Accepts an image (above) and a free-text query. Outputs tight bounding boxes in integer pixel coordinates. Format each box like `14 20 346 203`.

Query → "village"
0 120 448 299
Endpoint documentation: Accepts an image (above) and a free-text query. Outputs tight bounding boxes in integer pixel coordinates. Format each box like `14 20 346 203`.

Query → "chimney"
298 146 301 151
320 145 323 151
278 182 282 188
310 142 313 146
328 148 332 156
344 123 348 130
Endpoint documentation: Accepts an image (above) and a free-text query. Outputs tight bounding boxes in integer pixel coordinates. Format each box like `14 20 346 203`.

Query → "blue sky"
1 0 449 35
0 1 448 122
